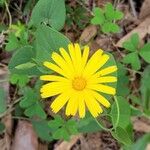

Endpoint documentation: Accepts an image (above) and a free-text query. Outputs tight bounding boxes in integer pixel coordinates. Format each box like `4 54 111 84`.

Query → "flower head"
40 43 117 118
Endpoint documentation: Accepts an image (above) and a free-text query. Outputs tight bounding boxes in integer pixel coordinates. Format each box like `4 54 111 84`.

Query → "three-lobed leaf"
139 43 150 63
123 52 141 70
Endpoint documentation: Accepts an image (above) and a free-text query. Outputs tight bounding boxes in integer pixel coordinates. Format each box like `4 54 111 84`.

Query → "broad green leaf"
0 122 5 134
139 43 150 63
35 25 71 63
116 63 130 96
8 46 39 75
10 74 29 87
15 62 36 70
110 96 131 128
0 88 6 114
123 52 141 70
30 0 66 31
91 7 104 25
32 120 53 141
112 126 132 145
24 102 46 119
140 66 150 110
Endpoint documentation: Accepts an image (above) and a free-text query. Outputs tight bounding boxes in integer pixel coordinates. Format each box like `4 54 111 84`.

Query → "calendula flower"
40 43 117 118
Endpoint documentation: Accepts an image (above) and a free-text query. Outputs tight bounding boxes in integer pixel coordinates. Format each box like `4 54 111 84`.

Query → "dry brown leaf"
139 0 150 20
54 135 82 150
116 16 150 47
132 117 150 133
79 25 97 45
0 66 12 150
11 121 38 150
38 142 48 150
146 144 150 150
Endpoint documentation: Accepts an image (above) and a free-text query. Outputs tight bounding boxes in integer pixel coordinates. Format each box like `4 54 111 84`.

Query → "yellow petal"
68 43 76 64
51 52 74 78
40 82 70 98
90 90 110 108
82 46 89 68
95 66 117 77
65 91 78 116
74 43 82 74
88 76 117 84
78 97 85 118
84 90 103 117
89 84 116 95
43 61 66 77
40 75 68 82
51 92 70 113
83 50 110 77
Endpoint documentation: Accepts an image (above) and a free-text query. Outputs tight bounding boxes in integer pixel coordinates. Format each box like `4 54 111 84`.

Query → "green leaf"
19 87 46 119
10 74 29 87
66 120 78 135
52 127 70 141
48 115 64 129
102 22 120 33
0 122 5 134
105 3 123 20
30 0 66 31
5 33 20 51
116 63 130 96
15 62 36 70
123 41 137 52
139 43 150 63
24 102 46 119
78 112 102 133
48 116 78 141
131 33 139 48
122 33 139 52
128 133 150 150
91 7 104 25
32 120 53 141
19 87 37 108
123 52 141 70
8 46 38 75
140 65 150 110
0 88 6 114
35 25 71 63
112 126 132 145
110 96 131 129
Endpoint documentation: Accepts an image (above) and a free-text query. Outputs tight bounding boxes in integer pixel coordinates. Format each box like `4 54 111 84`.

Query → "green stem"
95 96 120 131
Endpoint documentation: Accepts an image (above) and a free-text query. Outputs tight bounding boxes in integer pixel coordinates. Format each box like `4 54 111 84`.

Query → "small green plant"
91 3 123 33
122 33 150 70
1 1 150 149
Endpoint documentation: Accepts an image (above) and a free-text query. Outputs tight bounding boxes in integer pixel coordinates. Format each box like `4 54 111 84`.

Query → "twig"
128 0 138 18
0 98 21 118
76 0 93 15
5 1 12 28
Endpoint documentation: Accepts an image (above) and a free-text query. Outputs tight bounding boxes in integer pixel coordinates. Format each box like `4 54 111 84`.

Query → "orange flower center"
72 77 87 91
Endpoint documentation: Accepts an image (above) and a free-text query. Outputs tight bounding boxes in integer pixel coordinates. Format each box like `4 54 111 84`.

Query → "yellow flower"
40 43 117 118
